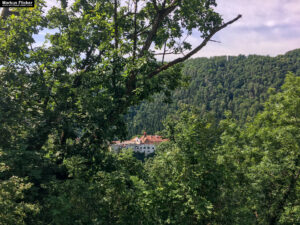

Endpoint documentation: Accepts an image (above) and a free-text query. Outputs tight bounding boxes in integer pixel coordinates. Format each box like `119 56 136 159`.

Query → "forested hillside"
126 49 300 137
2 0 300 223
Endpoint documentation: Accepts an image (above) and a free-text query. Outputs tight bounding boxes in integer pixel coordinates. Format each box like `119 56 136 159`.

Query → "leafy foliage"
0 0 241 223
0 152 39 225
2 0 299 224
126 49 300 137
217 72 300 224
144 107 223 224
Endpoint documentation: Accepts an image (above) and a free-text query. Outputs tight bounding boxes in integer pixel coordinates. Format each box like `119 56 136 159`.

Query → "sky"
192 0 300 57
33 0 300 58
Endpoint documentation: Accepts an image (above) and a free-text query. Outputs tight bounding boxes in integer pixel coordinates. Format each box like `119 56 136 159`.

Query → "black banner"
0 0 34 7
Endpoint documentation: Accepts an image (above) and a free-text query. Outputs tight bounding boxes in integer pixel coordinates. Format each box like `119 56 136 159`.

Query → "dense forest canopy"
126 49 300 137
1 0 300 224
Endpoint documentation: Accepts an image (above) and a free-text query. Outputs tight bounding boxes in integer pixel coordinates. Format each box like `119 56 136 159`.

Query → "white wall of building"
111 144 156 155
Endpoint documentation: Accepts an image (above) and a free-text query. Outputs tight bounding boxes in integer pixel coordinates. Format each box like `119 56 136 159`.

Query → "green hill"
125 49 300 137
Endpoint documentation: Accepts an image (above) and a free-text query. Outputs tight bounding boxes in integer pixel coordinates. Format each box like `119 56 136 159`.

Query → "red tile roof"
113 134 168 145
139 135 168 144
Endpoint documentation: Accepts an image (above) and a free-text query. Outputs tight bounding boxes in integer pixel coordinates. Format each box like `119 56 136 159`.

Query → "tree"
0 0 241 150
0 151 39 225
125 49 300 137
0 0 240 223
218 73 300 224
144 106 224 224
244 73 300 224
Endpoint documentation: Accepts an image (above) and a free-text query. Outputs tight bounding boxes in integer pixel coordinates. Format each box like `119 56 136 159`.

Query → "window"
144 147 146 149
147 147 150 149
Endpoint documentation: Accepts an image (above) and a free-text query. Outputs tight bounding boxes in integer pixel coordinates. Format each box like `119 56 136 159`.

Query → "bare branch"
148 14 242 78
154 51 180 56
162 41 167 64
209 39 221 43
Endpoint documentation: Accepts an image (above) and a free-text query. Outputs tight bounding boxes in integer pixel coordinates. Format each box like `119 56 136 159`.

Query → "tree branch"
148 14 242 78
162 41 167 64
114 0 119 49
152 0 159 11
139 0 181 57
133 0 138 62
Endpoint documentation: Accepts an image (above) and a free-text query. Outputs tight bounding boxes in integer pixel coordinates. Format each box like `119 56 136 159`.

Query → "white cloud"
185 0 300 58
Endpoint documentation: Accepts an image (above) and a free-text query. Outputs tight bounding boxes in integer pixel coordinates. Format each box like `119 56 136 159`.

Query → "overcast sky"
34 0 300 58
193 0 300 57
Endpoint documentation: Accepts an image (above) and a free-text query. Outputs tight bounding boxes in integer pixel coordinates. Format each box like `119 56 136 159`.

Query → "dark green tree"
244 73 300 224
144 106 224 224
0 0 240 223
126 49 300 137
217 72 300 224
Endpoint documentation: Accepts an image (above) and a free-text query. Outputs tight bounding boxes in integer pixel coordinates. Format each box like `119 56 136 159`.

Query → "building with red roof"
111 132 168 155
